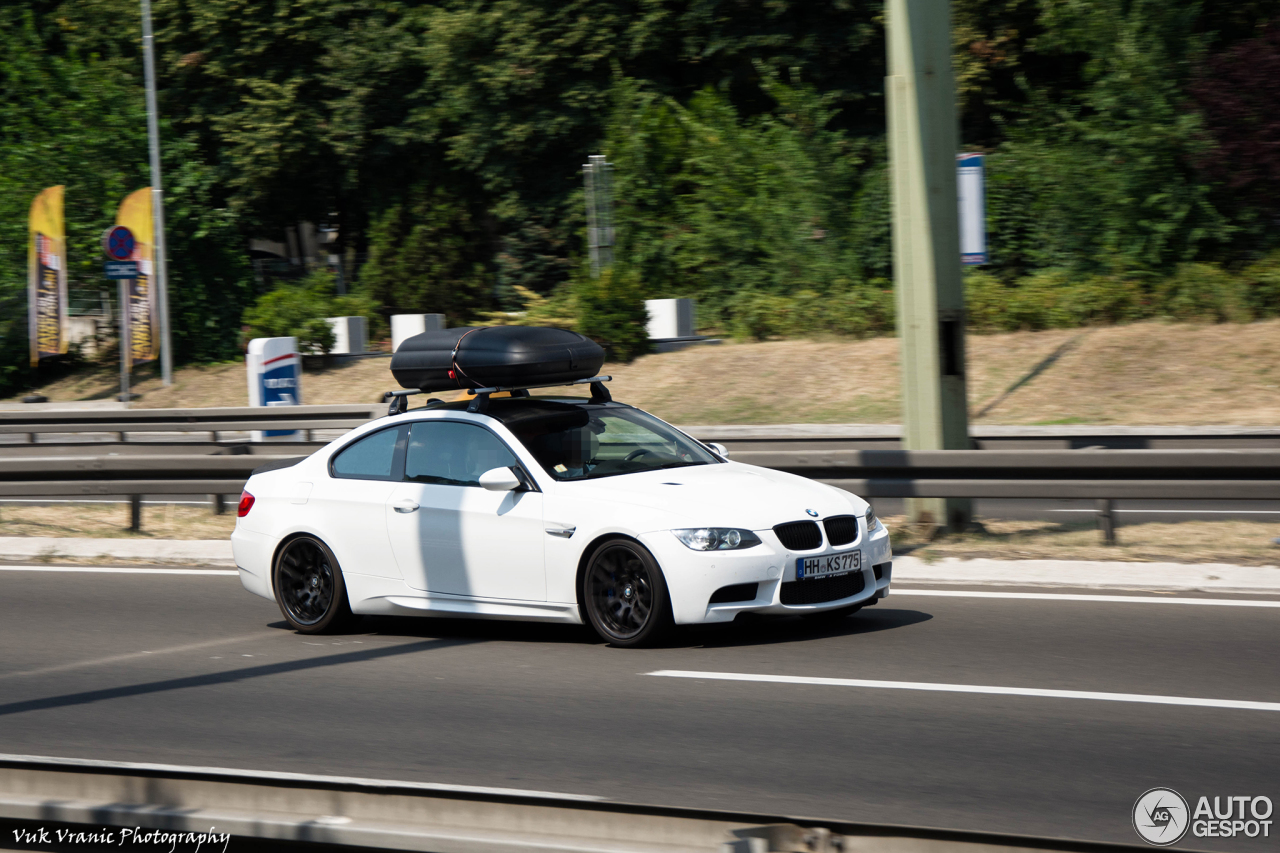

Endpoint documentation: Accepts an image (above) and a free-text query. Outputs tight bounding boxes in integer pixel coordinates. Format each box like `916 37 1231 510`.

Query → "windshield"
506 404 719 481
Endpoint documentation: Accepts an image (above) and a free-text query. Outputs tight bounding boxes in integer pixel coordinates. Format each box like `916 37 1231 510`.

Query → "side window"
405 421 519 487
331 426 402 480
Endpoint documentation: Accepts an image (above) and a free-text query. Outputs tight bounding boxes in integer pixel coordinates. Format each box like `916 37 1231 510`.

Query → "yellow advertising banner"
28 186 68 366
116 188 157 365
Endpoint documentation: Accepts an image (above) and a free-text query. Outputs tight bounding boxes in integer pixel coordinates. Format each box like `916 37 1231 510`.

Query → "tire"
582 538 673 647
273 535 354 634
801 604 862 627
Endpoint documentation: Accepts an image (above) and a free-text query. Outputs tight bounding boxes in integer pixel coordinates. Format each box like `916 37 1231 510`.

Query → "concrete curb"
1 537 1278 594
0 537 235 566
893 555 1280 594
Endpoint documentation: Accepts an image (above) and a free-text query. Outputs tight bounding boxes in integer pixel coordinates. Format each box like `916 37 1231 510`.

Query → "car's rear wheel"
582 538 672 647
273 536 353 634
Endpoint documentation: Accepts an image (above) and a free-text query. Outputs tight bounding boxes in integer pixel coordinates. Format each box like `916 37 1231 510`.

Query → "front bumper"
640 523 893 625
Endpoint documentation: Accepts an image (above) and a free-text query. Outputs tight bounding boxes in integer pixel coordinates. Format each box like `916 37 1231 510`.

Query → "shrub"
967 269 1148 332
242 270 381 354
1155 263 1252 323
728 284 895 340
575 268 650 362
479 285 578 329
1240 252 1280 319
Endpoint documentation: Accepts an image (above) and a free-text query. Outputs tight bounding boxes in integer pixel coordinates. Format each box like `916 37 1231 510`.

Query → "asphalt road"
0 568 1276 850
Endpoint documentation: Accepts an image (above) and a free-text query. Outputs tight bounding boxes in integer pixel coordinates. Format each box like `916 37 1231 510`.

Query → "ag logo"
805 509 819 518
1134 788 1190 846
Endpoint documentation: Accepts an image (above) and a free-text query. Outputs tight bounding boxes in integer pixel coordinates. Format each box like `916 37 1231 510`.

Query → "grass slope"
11 319 1280 425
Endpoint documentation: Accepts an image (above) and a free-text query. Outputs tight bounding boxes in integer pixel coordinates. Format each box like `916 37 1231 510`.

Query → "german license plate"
797 550 860 580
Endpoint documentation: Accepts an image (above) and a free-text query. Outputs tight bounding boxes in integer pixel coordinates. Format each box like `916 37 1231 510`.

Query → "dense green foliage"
242 270 382 353
1 0 1278 391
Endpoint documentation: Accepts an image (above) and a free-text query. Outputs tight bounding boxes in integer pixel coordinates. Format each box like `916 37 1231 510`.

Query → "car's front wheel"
582 538 672 647
273 535 354 634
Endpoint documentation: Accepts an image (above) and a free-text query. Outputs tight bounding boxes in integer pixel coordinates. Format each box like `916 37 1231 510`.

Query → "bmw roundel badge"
805 509 819 517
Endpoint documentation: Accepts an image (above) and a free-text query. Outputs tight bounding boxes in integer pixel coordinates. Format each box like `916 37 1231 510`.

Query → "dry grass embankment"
888 517 1280 567
13 319 1280 425
1 503 235 540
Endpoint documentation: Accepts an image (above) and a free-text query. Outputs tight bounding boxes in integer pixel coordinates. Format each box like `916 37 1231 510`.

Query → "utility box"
246 337 302 441
325 316 367 355
645 299 695 340
391 314 446 351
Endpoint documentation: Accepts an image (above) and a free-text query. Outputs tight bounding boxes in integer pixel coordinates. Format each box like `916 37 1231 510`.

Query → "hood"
559 461 863 531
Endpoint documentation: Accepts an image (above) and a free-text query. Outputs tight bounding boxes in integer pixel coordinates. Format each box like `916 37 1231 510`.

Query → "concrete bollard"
391 314 446 351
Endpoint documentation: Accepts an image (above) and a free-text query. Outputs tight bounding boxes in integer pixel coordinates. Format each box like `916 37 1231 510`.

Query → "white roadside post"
246 337 303 442
391 314 445 351
325 316 367 355
644 298 695 340
957 154 988 266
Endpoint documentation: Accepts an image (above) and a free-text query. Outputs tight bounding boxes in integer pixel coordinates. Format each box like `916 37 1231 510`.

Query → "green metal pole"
887 0 972 534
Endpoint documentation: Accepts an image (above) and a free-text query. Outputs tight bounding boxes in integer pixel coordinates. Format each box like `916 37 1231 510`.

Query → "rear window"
331 426 401 480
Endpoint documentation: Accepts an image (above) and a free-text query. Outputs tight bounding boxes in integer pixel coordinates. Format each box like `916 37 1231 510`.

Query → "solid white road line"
646 670 1280 712
0 753 605 802
891 590 1280 607
0 565 236 575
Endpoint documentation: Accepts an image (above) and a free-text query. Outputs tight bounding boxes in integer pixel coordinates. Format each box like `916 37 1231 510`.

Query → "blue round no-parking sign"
102 226 135 261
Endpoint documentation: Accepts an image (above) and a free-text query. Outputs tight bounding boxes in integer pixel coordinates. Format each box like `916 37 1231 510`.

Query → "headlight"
672 528 762 551
865 506 880 531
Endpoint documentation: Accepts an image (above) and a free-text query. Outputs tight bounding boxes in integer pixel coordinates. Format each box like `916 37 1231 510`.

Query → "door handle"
393 500 419 514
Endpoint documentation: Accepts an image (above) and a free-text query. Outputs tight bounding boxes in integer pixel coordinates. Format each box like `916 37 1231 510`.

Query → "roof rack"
382 376 613 417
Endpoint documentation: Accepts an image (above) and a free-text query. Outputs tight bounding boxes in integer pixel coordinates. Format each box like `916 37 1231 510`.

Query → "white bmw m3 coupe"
231 394 893 646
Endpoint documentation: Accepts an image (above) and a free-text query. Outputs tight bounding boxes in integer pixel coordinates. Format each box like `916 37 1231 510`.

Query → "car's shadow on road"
673 607 934 649
338 606 933 650
349 615 594 645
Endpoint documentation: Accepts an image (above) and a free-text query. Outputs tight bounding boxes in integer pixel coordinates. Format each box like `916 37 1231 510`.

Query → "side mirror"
707 442 729 459
479 466 523 492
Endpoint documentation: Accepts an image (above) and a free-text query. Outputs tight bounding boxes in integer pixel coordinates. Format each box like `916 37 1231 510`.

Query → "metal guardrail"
0 445 1274 499
0 753 1141 853
732 449 1280 500
693 424 1280 451
0 454 298 498
3 408 1277 451
3 449 1277 501
0 448 1275 538
0 404 383 443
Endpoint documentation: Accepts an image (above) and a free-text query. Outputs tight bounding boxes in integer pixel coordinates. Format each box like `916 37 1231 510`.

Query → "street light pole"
140 0 172 386
886 0 972 534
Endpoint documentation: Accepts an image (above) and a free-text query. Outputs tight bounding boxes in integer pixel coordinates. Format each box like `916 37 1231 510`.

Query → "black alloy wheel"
582 538 672 647
273 536 353 634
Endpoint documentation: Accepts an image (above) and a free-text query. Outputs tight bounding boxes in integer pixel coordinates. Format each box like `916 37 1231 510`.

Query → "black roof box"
389 326 605 393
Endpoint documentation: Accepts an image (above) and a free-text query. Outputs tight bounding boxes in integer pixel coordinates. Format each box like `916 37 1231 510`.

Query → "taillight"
237 491 255 517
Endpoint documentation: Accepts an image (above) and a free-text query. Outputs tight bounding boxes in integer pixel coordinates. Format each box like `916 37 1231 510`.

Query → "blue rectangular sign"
104 261 139 279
